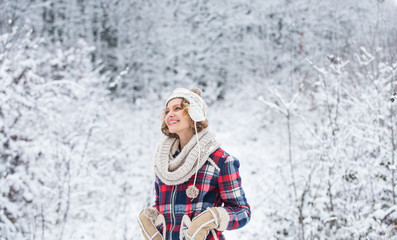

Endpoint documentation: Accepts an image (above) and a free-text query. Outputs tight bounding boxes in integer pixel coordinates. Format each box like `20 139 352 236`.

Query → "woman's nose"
167 110 175 117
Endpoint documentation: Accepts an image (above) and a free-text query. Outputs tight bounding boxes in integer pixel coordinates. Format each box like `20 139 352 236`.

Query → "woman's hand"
138 207 166 240
184 207 229 240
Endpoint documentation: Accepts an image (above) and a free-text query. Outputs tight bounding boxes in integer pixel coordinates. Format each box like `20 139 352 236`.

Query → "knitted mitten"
183 207 229 240
138 207 165 240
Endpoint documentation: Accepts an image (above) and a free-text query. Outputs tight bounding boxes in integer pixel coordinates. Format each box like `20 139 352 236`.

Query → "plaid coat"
153 147 251 240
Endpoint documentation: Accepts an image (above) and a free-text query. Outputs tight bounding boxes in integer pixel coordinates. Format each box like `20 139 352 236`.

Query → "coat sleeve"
152 176 160 211
218 155 251 230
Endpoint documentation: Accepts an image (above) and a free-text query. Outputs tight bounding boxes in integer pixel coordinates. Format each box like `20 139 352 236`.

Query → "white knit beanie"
166 88 207 122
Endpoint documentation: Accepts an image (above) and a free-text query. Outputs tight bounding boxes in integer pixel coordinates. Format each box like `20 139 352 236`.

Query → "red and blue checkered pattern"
153 148 251 240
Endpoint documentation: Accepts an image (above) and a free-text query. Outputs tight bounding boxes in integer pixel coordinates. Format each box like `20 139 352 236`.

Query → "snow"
1 0 397 239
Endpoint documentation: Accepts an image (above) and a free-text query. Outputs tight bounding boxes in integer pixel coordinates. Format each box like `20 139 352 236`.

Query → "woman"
138 88 251 240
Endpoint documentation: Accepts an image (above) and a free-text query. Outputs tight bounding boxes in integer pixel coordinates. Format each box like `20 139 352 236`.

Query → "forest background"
1 0 397 239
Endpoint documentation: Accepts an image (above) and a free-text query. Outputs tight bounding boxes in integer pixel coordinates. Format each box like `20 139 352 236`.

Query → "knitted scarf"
153 128 220 186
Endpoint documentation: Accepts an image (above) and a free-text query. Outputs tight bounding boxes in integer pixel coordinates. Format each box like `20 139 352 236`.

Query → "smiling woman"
138 88 251 240
163 98 195 149
161 96 209 149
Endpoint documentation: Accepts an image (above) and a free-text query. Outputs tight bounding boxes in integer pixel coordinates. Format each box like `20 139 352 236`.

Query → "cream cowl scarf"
153 128 221 186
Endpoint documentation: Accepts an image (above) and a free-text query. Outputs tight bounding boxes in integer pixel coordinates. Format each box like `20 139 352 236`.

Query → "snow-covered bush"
0 22 145 238
257 45 396 239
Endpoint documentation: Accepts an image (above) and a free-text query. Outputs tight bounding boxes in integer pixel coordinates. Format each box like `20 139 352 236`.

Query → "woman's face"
165 98 192 136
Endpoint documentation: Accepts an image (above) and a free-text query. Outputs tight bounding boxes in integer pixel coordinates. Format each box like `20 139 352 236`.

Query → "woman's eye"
175 107 182 110
165 110 170 115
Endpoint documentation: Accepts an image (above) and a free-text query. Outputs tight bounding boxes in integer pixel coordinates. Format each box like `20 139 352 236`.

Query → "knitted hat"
166 88 207 122
165 88 208 199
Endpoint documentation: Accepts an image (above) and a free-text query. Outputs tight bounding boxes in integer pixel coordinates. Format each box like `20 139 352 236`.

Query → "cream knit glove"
182 207 229 240
138 207 166 240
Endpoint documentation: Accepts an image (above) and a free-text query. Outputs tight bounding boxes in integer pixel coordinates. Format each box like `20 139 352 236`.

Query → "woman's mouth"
169 120 179 126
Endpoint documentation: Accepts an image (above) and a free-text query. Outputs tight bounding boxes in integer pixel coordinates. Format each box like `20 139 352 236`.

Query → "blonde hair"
161 98 208 138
